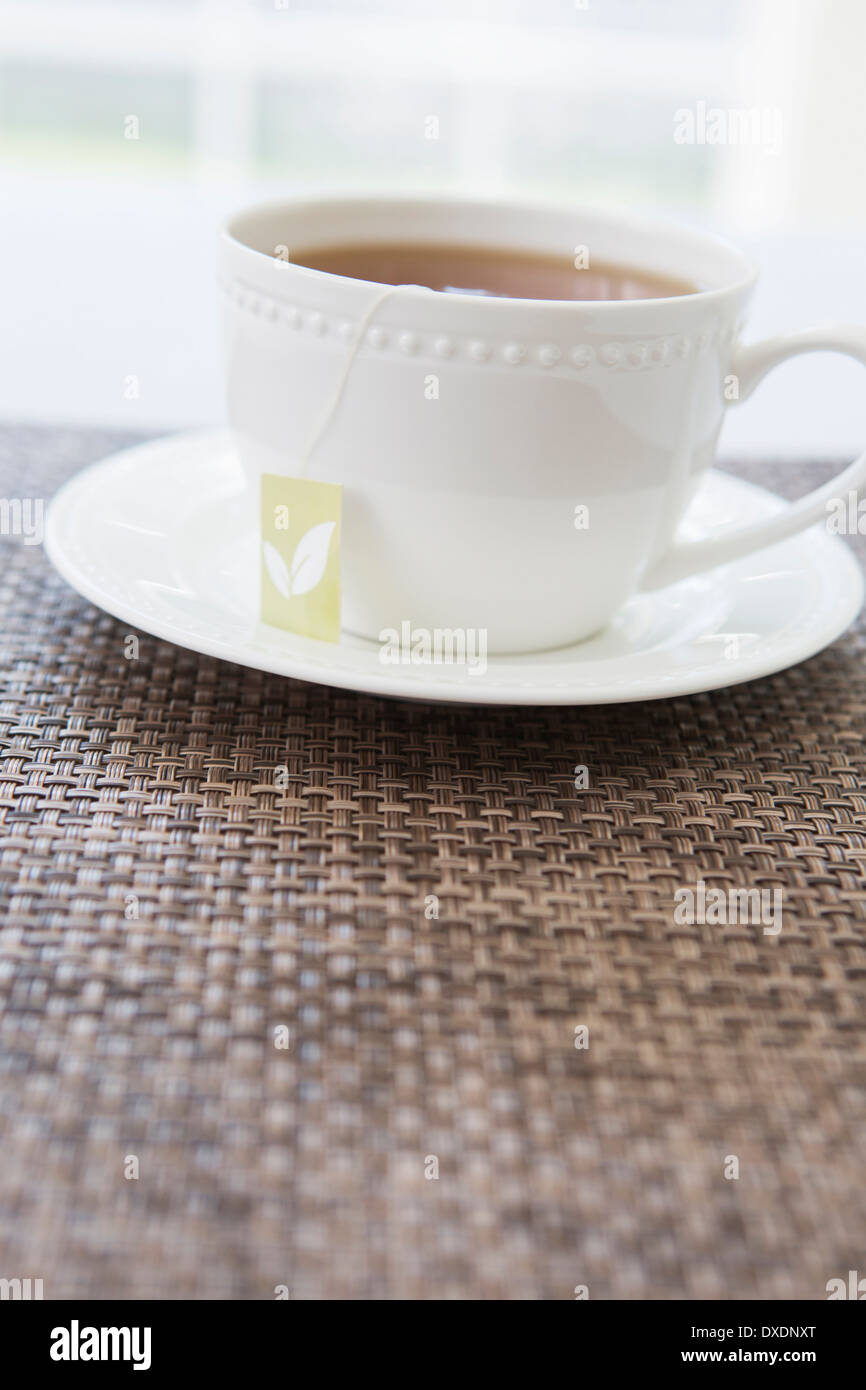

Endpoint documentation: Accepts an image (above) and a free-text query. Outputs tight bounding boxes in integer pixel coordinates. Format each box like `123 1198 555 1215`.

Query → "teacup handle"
640 324 866 591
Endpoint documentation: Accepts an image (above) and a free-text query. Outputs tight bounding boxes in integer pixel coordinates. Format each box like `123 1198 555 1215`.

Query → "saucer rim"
45 429 865 707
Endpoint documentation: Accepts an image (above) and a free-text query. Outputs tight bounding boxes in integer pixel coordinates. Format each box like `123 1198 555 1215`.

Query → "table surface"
1 425 865 1300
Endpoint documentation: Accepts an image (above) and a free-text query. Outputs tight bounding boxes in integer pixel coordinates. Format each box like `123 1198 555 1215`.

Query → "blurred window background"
2 0 865 453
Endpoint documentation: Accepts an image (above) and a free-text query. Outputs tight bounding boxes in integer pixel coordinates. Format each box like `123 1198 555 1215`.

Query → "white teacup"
220 194 866 654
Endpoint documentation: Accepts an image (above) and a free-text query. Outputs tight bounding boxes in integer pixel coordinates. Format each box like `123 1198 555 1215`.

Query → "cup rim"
223 190 758 313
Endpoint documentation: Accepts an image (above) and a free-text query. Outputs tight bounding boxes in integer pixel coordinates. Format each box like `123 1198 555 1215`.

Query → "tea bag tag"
261 473 342 641
258 282 420 642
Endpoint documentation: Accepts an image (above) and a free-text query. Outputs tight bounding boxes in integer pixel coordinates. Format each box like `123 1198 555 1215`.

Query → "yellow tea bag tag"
260 473 342 642
258 286 410 642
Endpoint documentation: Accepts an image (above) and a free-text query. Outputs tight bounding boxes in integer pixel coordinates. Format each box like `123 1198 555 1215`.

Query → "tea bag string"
297 282 420 475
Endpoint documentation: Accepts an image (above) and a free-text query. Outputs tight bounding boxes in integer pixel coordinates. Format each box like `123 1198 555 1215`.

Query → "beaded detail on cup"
219 276 738 371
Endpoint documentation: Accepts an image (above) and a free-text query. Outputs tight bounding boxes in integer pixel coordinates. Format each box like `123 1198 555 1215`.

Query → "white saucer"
45 429 863 706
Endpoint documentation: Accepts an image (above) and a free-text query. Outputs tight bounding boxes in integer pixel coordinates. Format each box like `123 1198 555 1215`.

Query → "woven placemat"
1 424 865 1301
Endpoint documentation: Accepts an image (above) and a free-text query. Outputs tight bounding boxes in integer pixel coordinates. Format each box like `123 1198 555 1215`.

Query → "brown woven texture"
1 425 865 1301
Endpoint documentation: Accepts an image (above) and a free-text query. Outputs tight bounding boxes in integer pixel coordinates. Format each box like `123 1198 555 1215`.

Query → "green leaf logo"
263 521 336 600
